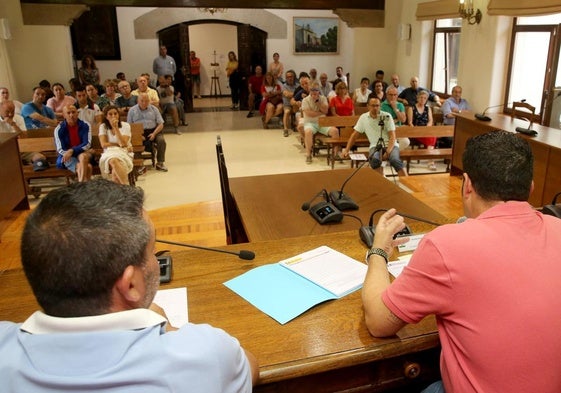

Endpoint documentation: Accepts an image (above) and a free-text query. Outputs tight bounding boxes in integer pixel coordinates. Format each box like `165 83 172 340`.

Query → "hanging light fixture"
198 8 227 16
459 0 482 25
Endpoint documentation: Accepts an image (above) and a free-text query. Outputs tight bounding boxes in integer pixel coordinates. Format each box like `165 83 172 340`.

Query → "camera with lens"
378 114 389 127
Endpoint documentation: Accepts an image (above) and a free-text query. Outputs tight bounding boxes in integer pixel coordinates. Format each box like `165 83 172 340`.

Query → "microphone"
156 238 255 260
301 189 329 211
359 209 443 248
474 101 515 121
301 189 343 224
329 160 368 211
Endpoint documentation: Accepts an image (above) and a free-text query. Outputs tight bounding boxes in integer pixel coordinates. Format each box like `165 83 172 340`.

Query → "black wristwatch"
365 248 389 264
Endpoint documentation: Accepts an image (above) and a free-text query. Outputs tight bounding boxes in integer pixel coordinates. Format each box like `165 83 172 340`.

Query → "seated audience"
309 68 318 84
247 65 264 118
157 75 182 135
332 66 348 87
127 93 168 172
329 82 354 116
115 80 138 117
268 52 284 83
38 80 54 103
281 69 298 137
132 75 159 107
46 83 76 120
362 130 561 393
442 85 470 125
0 100 26 133
0 179 258 391
372 70 388 92
86 83 110 111
101 79 122 107
260 72 283 129
54 105 93 182
368 80 386 102
116 72 127 81
291 75 311 138
353 77 372 105
399 76 440 107
440 85 470 148
387 73 405 94
98 105 133 185
75 86 102 126
21 86 58 129
67 78 81 98
0 87 23 114
342 97 407 177
381 86 409 150
407 90 436 170
302 83 338 164
318 73 333 98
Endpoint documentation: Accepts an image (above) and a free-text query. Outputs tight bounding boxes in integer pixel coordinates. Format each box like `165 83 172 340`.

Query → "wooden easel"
210 50 221 97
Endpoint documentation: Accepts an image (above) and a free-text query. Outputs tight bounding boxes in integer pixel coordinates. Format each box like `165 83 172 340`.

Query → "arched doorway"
158 21 267 112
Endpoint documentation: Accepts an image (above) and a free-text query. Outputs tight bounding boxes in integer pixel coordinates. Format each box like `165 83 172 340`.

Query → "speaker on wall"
0 18 11 40
398 23 411 41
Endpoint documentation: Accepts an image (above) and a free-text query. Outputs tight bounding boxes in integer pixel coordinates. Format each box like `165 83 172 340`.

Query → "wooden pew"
17 130 75 198
395 125 454 173
317 117 454 171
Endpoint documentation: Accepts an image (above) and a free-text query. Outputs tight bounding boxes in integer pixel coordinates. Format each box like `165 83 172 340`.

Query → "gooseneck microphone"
301 189 329 211
359 208 443 248
474 100 517 122
156 238 255 260
329 160 368 211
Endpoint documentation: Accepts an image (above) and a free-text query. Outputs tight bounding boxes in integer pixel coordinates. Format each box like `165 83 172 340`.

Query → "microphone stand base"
330 190 359 211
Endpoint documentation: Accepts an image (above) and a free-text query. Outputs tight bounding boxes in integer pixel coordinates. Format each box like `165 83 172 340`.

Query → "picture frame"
293 17 339 55
71 6 121 61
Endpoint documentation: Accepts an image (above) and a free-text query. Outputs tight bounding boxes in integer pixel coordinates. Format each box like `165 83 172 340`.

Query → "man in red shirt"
246 65 264 118
190 51 201 99
54 105 93 182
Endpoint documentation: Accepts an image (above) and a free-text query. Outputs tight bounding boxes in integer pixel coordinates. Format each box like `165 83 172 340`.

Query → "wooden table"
452 112 561 207
229 169 448 242
0 133 29 222
0 230 440 392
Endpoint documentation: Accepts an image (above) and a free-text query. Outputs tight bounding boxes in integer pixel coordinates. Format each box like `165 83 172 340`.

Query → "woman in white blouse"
353 77 372 105
98 105 133 185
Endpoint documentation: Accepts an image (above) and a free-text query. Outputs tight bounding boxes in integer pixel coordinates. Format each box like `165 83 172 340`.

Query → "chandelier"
198 8 227 15
458 0 482 25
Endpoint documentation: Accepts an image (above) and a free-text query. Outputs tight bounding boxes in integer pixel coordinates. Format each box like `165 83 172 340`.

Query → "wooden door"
158 24 193 113
237 24 267 111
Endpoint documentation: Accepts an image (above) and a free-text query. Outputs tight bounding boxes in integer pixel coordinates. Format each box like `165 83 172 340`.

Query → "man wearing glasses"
342 97 407 177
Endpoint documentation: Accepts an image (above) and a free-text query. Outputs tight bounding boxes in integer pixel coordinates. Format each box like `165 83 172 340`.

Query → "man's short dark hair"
21 180 150 317
462 130 533 202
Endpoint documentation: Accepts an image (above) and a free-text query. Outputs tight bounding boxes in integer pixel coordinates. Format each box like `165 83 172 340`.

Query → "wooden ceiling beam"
20 0 385 10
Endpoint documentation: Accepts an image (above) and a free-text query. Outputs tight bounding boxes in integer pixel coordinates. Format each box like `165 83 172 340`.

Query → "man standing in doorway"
153 45 177 81
190 51 202 99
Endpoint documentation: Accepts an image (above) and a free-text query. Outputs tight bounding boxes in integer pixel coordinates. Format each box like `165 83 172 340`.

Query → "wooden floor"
0 173 463 272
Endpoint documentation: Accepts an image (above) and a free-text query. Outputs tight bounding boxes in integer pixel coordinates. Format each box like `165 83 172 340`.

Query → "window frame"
431 19 462 96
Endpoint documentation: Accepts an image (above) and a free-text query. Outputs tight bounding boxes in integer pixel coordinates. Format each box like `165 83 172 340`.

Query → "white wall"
1 0 514 111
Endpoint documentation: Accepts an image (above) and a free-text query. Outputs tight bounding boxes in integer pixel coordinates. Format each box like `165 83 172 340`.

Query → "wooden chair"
511 101 537 124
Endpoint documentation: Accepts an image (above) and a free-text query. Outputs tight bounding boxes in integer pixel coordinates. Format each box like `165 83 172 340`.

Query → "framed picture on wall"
71 6 121 61
293 17 339 55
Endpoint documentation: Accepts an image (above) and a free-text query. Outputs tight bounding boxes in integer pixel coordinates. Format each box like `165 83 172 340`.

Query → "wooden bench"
17 129 75 198
395 125 454 172
318 115 365 167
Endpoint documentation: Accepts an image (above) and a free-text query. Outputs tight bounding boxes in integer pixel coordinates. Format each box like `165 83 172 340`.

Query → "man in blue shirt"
0 179 258 392
21 87 58 129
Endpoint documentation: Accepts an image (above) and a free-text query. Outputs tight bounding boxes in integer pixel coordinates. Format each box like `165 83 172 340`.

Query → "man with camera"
342 97 407 177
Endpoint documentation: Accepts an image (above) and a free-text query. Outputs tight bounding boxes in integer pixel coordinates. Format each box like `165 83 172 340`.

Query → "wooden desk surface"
0 230 439 391
453 112 561 207
229 169 448 242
